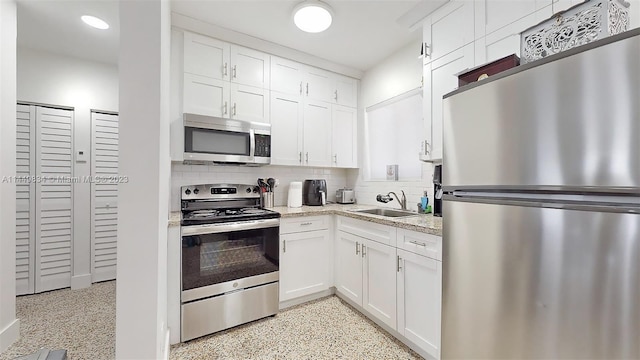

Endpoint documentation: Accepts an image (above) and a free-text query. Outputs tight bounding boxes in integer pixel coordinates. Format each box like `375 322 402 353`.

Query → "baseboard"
335 292 434 360
71 274 92 290
279 288 335 310
0 319 20 353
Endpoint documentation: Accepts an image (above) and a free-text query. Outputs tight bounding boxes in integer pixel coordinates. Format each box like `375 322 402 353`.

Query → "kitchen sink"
351 208 418 218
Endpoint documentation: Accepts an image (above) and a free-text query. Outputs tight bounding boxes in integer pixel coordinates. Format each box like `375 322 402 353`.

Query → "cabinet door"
230 83 269 123
305 67 334 103
230 44 270 88
424 44 474 161
302 100 332 167
423 1 475 63
397 249 441 359
184 31 230 81
270 91 304 166
331 105 357 168
335 231 363 306
280 229 330 302
271 56 305 96
362 239 397 330
183 73 230 118
334 75 357 107
475 0 550 38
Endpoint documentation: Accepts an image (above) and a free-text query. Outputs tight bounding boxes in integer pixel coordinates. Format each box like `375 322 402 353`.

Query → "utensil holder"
262 192 274 208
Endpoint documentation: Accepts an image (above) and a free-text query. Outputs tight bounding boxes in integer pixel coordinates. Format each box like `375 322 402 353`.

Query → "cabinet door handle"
362 245 366 257
283 240 286 253
299 82 303 95
305 152 309 163
333 154 337 164
300 222 312 226
306 83 309 96
355 241 360 255
334 90 338 101
299 152 302 163
397 255 402 272
232 65 237 79
223 62 228 76
232 103 237 116
410 240 427 247
223 102 228 115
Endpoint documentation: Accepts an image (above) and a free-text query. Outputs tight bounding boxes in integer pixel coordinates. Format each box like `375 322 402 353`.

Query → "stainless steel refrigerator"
442 29 640 359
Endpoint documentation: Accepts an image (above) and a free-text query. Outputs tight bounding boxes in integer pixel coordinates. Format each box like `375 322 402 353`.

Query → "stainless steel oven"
183 113 271 165
180 184 280 342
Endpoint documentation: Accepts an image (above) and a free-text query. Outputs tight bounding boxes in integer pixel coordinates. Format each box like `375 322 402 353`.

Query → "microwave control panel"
254 134 271 158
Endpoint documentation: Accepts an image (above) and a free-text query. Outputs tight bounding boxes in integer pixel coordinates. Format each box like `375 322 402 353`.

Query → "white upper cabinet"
230 83 269 123
302 100 332 167
331 105 357 168
334 75 358 107
271 56 305 96
184 32 230 81
183 74 230 118
270 91 304 166
423 1 475 63
230 45 270 88
475 0 551 38
305 67 334 103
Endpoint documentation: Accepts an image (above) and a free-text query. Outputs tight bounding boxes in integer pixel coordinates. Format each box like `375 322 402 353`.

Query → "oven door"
180 218 279 303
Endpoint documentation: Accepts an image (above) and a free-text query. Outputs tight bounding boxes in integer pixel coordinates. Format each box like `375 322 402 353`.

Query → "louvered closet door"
35 107 74 293
16 105 36 295
91 111 119 282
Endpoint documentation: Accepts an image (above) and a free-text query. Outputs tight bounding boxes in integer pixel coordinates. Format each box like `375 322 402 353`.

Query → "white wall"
0 0 20 353
16 46 119 289
171 164 349 211
349 39 434 210
116 1 170 359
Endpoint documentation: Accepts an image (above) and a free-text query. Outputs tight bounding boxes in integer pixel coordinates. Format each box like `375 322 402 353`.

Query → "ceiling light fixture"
81 15 109 30
293 1 333 33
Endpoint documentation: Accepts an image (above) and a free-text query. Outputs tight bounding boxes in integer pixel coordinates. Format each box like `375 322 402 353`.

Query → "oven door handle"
181 218 279 236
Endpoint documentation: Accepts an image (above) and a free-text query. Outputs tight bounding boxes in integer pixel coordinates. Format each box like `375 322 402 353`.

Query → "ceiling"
17 0 439 71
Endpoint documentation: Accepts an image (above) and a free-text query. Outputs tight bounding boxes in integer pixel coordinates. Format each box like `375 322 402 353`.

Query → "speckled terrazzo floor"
0 281 115 360
170 296 423 360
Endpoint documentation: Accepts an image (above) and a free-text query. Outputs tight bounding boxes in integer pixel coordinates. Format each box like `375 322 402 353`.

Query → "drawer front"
396 229 441 261
280 215 330 234
337 216 396 245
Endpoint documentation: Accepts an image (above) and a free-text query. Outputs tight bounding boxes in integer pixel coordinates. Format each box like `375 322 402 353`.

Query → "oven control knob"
193 188 200 195
185 189 191 195
253 186 259 193
245 187 252 193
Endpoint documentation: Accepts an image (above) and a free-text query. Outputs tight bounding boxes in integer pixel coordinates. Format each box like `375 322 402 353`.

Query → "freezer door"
442 200 640 359
443 32 640 188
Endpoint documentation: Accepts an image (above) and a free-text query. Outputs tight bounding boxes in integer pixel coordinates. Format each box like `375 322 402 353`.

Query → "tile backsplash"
171 163 349 211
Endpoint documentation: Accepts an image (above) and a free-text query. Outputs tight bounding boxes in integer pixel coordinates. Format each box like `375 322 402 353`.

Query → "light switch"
76 150 88 163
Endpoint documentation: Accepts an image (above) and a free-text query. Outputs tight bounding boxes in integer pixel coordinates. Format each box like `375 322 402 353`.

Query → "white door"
331 105 357 168
91 111 119 283
334 75 357 108
230 44 270 88
397 249 442 359
362 239 397 330
15 104 36 295
35 106 74 293
270 91 303 166
280 229 330 301
183 31 230 81
302 100 332 167
183 73 230 118
305 68 334 103
230 83 270 123
335 231 363 306
271 56 305 96
424 43 474 161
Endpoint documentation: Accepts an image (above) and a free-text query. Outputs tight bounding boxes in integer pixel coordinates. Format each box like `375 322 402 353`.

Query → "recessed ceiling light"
293 1 333 33
81 15 109 30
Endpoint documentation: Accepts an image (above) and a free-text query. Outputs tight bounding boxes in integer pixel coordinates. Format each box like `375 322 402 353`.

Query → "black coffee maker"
433 165 443 217
303 179 327 206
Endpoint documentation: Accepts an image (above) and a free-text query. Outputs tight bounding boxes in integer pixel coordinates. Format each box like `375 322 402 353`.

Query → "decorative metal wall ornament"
521 0 630 64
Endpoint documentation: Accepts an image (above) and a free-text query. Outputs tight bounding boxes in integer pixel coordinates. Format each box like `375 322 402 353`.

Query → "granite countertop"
168 204 443 237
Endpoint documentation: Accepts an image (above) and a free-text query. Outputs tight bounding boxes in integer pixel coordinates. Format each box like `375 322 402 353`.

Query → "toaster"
336 189 355 204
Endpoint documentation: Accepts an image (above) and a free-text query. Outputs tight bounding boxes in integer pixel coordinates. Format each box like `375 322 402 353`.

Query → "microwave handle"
249 129 256 159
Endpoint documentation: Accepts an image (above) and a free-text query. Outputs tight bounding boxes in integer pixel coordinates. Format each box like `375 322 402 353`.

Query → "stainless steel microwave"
183 113 271 165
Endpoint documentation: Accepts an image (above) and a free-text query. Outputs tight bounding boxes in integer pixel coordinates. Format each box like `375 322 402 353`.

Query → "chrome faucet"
376 190 407 210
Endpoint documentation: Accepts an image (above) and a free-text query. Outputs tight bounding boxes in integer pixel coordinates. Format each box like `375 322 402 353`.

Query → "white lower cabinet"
397 248 442 359
335 231 364 305
279 216 331 302
362 239 397 330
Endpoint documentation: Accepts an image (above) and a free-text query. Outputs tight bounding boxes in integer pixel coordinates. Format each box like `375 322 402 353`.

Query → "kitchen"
0 1 639 360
